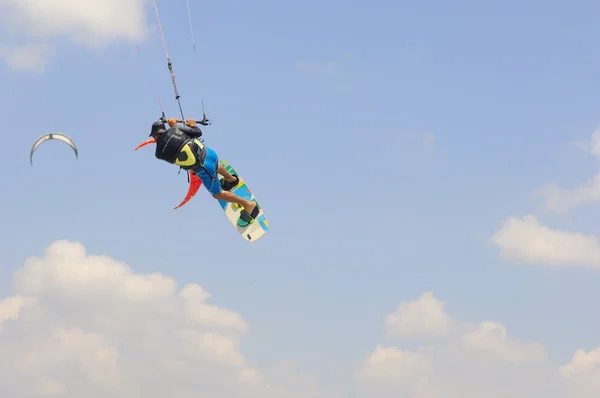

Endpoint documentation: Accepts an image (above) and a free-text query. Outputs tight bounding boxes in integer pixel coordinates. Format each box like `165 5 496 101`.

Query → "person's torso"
154 127 206 169
154 127 192 163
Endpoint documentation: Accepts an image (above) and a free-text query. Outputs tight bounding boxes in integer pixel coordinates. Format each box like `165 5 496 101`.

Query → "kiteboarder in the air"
149 116 259 227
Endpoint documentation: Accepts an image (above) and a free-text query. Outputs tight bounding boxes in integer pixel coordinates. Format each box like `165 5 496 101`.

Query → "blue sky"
1 0 600 396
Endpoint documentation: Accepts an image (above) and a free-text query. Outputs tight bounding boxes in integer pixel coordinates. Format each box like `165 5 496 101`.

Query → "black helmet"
149 120 167 137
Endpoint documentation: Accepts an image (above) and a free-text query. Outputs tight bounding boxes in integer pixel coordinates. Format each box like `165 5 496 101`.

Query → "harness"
175 138 216 181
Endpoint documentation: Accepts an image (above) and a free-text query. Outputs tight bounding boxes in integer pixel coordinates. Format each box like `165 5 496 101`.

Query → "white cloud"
0 240 335 398
461 321 546 363
0 0 148 45
540 174 600 213
490 214 600 268
356 345 435 398
572 127 600 159
384 291 454 339
540 127 600 212
560 347 600 398
358 292 597 398
0 43 55 73
561 346 600 376
0 296 37 326
0 0 149 72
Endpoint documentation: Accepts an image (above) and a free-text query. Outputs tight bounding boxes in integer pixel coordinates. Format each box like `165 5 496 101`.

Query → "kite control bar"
159 112 211 126
180 117 211 126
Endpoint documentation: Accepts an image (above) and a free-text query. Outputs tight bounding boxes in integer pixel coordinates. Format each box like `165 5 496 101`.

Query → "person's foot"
220 174 239 191
237 202 259 227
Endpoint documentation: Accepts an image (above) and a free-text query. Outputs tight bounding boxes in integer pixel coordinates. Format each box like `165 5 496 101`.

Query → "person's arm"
165 117 204 137
179 125 203 137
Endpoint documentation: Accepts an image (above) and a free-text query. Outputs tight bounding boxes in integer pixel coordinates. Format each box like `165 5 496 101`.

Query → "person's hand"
184 119 197 127
167 118 178 127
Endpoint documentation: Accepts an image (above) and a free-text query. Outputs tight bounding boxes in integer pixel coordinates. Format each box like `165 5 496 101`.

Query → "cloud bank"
0 240 336 397
0 240 598 397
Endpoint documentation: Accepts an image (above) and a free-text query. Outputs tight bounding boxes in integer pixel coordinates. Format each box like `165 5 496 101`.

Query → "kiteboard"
217 159 268 242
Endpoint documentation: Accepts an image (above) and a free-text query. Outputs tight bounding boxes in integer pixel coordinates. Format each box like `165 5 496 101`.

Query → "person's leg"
214 190 255 213
198 148 256 216
218 164 239 191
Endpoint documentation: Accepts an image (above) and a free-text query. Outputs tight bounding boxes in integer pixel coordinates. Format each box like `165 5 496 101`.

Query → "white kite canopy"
30 133 78 165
